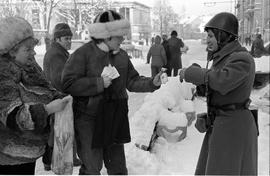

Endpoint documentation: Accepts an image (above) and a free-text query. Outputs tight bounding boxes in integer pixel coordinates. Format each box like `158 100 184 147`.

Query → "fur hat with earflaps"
88 10 131 39
0 17 34 55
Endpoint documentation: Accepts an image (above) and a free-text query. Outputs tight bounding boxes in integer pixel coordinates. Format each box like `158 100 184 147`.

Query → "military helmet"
205 12 238 37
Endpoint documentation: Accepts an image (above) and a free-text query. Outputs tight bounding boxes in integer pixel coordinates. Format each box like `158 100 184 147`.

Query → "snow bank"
131 76 196 149
255 56 270 73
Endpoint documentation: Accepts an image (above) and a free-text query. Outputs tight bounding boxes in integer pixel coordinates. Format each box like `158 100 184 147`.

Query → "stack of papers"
101 64 120 80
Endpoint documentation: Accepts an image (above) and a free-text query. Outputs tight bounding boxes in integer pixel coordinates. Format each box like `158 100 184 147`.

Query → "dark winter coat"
62 41 159 148
167 36 184 69
184 40 257 175
146 44 167 67
43 42 69 91
162 40 171 68
0 56 60 165
251 37 266 58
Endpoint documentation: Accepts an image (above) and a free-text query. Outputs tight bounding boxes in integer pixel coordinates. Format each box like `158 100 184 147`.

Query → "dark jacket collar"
51 41 69 57
210 40 247 66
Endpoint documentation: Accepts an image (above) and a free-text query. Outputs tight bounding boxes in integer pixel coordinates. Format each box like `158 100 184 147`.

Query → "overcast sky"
112 0 236 17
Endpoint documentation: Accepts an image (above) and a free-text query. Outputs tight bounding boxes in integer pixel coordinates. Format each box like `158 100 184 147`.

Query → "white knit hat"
0 17 34 54
88 10 131 39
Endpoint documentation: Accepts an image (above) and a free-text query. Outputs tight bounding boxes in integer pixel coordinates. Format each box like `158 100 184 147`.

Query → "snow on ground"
35 40 269 175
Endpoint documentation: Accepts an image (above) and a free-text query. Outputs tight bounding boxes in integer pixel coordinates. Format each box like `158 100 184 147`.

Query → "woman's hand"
179 68 186 82
153 71 162 86
102 75 112 88
45 98 69 115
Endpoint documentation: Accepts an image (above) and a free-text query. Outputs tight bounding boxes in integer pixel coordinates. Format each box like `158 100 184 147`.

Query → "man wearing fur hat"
62 10 162 175
43 23 73 91
0 17 69 174
42 23 81 171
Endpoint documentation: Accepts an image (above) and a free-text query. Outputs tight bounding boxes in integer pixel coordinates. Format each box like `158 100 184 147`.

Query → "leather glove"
183 65 207 85
179 63 201 83
195 113 208 133
186 111 196 126
191 63 201 68
196 85 206 97
153 71 162 86
179 68 186 83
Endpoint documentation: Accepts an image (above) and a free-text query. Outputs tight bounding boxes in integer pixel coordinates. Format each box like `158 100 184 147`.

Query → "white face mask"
97 42 110 52
104 36 124 52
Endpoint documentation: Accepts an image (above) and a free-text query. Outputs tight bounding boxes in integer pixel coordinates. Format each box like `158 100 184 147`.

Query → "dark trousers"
166 67 179 76
0 162 36 175
151 65 162 78
42 143 53 165
75 112 127 175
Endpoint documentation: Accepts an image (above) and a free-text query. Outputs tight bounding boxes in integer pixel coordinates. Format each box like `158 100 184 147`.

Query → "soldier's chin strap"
205 59 212 127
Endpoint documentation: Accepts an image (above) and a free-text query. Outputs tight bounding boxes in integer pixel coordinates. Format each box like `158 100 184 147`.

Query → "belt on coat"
206 99 252 129
209 99 251 114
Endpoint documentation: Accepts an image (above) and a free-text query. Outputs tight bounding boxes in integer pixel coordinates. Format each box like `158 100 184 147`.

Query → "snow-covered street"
35 40 269 175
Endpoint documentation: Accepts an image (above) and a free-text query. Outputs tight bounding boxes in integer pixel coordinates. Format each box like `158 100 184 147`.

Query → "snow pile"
255 56 270 72
130 76 196 150
34 44 46 55
251 84 270 113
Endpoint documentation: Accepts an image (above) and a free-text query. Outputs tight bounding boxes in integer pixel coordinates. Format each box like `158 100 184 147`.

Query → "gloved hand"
191 63 201 68
195 113 208 133
45 96 70 115
185 111 196 126
153 71 162 86
196 85 206 97
179 68 186 83
179 63 200 82
180 64 207 85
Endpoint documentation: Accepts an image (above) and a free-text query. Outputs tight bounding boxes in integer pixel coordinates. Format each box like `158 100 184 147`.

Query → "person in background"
0 16 68 175
151 35 155 45
45 35 52 51
146 35 167 77
61 10 162 175
42 23 81 171
161 34 171 75
167 30 185 76
179 12 257 175
250 33 266 58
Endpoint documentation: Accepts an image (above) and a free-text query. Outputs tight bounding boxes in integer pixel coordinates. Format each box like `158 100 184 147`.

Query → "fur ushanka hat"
88 10 131 39
53 23 73 39
0 17 34 55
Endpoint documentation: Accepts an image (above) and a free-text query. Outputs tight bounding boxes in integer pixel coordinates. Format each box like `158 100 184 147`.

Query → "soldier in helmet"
179 12 257 175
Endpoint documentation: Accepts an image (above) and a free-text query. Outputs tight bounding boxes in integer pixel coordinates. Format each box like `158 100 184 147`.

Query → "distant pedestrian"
250 33 266 58
146 35 167 77
247 35 252 46
245 35 249 46
151 35 155 45
161 34 171 74
167 30 185 76
45 35 51 51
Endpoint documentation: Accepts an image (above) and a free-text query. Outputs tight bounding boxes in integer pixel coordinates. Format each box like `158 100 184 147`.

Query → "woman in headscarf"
0 17 68 175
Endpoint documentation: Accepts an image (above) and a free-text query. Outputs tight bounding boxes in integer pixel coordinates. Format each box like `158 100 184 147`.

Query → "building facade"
236 0 270 43
111 1 151 43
